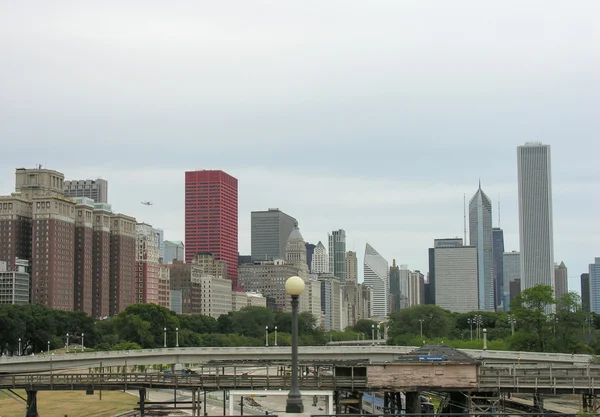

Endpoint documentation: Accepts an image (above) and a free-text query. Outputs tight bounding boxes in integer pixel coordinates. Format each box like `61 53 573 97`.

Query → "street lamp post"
175 328 179 347
164 327 167 348
265 326 269 347
18 338 21 356
483 328 488 351
274 326 278 346
82 333 85 352
475 315 483 340
47 341 50 354
419 319 424 338
66 333 69 353
467 318 473 340
377 324 381 341
285 276 305 413
508 314 516 336
371 324 375 344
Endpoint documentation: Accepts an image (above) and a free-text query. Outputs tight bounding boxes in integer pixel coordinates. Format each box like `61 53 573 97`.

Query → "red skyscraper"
185 170 238 287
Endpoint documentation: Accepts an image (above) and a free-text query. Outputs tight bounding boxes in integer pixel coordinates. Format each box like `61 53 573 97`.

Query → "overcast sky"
1 1 598 291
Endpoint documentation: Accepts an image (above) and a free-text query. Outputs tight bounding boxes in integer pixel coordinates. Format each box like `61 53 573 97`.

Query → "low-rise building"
0 259 29 304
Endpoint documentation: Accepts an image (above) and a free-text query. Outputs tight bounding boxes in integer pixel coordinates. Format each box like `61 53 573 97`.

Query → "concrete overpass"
0 345 592 373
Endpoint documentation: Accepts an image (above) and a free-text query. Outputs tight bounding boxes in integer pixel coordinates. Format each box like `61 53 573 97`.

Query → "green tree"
510 285 555 351
388 305 455 341
553 292 586 352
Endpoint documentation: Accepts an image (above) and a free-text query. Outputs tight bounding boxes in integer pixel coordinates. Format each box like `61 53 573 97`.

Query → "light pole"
265 326 269 347
483 328 488 351
175 327 179 347
47 341 50 354
274 326 278 346
66 333 69 353
371 324 375 344
82 333 85 352
18 338 21 356
467 318 473 340
475 315 483 340
508 314 516 336
164 327 167 348
285 275 305 413
377 324 381 340
419 319 424 338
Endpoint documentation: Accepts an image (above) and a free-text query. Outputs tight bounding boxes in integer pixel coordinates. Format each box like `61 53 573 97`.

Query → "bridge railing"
0 372 369 390
479 373 597 393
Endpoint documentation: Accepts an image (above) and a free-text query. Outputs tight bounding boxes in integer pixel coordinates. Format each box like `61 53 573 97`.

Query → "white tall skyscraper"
469 181 494 311
311 241 329 273
517 143 555 292
363 243 389 319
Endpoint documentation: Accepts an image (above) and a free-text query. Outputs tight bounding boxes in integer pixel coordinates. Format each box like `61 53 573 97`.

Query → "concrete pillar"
25 390 39 417
139 388 146 417
405 392 421 415
533 393 544 412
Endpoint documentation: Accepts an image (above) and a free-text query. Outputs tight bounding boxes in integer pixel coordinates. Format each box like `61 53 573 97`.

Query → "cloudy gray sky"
1 1 598 290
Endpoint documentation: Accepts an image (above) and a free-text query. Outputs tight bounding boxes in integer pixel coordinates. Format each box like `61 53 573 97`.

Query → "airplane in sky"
141 201 153 206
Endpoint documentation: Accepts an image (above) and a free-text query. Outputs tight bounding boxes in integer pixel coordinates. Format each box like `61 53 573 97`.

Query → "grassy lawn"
0 389 138 417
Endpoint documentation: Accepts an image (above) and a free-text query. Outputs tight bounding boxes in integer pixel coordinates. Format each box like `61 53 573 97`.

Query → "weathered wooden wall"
367 363 478 390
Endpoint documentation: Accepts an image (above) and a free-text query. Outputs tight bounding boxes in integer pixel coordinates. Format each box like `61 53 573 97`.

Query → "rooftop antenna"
498 197 501 228
463 193 467 244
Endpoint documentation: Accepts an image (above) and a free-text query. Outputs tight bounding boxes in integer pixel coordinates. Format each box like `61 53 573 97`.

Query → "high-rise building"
164 241 185 264
328 230 347 281
251 208 297 261
517 143 555 293
167 261 202 314
434 241 478 313
199 274 232 318
0 196 31 268
157 266 171 310
154 228 164 263
311 241 329 273
589 258 600 314
64 179 108 203
109 213 137 315
238 259 302 312
389 260 409 312
581 273 591 312
91 202 111 318
185 170 238 287
134 223 161 305
305 243 316 272
492 227 505 309
502 251 520 310
408 270 425 307
73 198 94 315
554 261 568 300
426 239 463 306
469 182 494 311
509 279 521 304
346 251 358 283
285 224 309 278
364 243 388 319
318 273 342 331
192 252 227 279
0 259 29 305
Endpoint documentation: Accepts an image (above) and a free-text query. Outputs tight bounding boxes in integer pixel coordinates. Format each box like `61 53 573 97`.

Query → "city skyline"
1 2 598 291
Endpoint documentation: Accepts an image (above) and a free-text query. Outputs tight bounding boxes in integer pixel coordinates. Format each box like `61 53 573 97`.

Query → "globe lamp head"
285 276 305 296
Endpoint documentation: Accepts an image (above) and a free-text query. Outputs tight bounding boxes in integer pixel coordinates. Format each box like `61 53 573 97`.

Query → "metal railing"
0 372 369 390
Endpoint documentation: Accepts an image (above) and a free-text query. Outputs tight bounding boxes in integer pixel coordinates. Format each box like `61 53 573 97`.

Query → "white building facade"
364 243 389 319
435 245 478 313
517 143 555 293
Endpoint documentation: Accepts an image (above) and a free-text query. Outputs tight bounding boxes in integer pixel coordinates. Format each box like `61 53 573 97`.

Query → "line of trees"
2 284 597 356
387 285 600 354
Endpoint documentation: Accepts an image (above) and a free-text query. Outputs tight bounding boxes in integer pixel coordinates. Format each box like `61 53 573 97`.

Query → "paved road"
0 346 591 374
